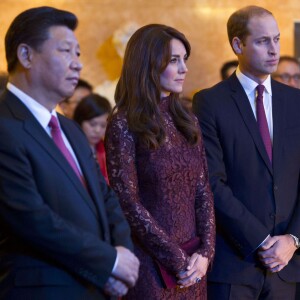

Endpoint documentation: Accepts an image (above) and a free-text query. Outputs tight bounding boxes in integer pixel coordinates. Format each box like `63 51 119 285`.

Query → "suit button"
273 185 278 191
270 213 276 218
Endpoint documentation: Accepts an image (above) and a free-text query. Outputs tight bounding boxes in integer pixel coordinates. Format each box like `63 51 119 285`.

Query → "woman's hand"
176 253 209 288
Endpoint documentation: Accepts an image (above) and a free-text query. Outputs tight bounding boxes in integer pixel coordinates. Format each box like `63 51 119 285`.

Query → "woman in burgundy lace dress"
105 24 215 300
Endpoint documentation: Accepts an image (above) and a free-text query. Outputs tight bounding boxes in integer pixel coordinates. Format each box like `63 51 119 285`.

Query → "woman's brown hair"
113 24 199 149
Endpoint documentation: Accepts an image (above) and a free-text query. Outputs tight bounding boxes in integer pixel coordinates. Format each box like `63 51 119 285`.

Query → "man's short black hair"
5 6 78 73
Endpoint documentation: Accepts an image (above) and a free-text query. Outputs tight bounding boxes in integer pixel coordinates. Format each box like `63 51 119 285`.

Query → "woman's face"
81 113 109 147
160 38 188 98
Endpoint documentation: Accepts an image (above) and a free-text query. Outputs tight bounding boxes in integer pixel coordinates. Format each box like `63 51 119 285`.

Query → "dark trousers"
208 272 296 300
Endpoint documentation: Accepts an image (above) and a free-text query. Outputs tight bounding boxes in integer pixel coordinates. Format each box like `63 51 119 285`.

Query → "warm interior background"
0 0 298 98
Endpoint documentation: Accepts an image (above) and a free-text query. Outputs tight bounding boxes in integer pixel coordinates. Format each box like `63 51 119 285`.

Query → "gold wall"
0 0 298 98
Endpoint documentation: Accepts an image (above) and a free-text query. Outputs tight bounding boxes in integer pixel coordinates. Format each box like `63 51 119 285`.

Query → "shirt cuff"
111 251 119 273
255 234 270 251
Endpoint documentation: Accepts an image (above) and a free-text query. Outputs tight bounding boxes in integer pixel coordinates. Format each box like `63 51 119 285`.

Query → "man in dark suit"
193 5 300 300
0 6 139 300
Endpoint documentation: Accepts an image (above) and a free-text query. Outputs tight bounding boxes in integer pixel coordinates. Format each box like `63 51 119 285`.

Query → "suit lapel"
229 75 273 175
59 116 110 232
271 80 285 176
5 92 100 218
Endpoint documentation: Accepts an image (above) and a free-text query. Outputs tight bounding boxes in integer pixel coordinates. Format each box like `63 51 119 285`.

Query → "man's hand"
176 253 209 288
104 276 128 297
112 246 140 287
258 234 297 272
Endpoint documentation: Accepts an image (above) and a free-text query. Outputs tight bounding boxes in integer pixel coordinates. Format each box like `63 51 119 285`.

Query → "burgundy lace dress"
105 97 215 299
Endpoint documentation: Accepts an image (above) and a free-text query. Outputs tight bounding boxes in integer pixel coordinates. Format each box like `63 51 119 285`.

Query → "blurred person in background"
0 72 8 95
220 60 238 80
272 55 300 89
74 93 112 184
59 78 93 118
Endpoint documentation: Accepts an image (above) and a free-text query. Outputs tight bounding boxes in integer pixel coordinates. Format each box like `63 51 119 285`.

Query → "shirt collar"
236 66 272 97
7 82 57 129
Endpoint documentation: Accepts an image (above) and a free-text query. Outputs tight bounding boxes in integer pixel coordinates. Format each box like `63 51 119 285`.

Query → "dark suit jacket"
193 73 300 286
0 90 133 299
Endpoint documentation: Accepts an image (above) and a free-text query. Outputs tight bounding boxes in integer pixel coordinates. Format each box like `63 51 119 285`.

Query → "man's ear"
17 44 33 69
232 37 243 55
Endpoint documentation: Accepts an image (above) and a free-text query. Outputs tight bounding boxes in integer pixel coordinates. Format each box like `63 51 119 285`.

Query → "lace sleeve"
195 129 216 262
105 113 188 273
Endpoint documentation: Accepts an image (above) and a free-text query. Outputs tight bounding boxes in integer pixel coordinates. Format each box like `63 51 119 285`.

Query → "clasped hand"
258 234 297 273
176 253 209 288
104 246 140 297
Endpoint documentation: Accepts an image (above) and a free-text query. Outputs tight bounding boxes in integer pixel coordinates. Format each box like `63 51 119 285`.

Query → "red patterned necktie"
256 85 272 162
49 115 85 184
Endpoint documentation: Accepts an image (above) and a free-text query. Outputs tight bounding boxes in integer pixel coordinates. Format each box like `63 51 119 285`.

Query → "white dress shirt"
236 67 273 142
7 82 82 173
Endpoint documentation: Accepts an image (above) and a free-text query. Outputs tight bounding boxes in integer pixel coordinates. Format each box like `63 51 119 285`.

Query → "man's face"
237 14 280 83
30 25 82 108
272 60 300 89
